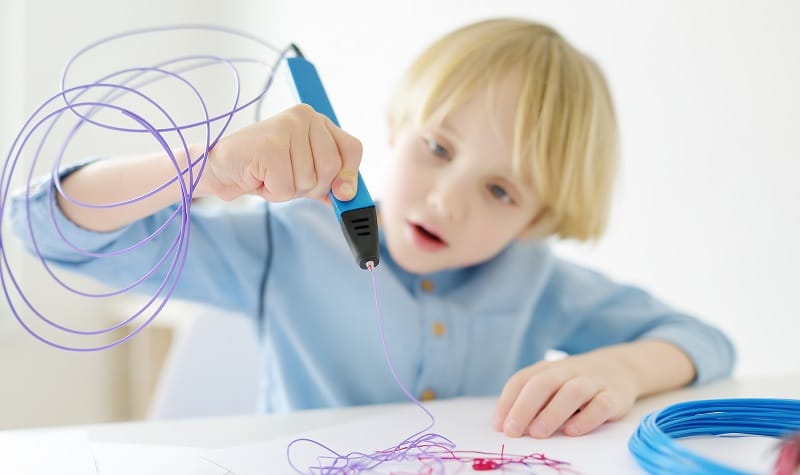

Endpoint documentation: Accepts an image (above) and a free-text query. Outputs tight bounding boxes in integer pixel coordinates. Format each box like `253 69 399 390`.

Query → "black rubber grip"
339 206 380 269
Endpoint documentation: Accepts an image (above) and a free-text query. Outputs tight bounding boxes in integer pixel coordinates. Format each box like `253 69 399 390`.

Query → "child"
10 18 734 439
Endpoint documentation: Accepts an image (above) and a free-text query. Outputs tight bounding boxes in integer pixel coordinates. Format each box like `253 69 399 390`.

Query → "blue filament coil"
629 398 800 474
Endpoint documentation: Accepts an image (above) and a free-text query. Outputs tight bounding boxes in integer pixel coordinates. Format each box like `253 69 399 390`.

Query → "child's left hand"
492 348 640 438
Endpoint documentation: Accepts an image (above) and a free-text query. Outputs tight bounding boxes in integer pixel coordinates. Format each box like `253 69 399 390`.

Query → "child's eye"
488 184 513 204
424 138 451 160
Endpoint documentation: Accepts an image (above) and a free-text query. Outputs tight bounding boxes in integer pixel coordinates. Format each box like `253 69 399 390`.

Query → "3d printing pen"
286 47 380 270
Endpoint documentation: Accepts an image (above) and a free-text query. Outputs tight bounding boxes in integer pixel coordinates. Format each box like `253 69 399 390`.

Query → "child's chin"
391 248 447 275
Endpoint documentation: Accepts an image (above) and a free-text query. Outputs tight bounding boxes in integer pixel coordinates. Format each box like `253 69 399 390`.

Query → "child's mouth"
409 223 448 252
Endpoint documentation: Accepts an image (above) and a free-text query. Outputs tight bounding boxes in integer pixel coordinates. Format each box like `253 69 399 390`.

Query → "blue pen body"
286 55 380 269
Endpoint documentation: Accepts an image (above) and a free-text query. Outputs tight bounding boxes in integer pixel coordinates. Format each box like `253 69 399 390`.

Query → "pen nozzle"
340 206 380 270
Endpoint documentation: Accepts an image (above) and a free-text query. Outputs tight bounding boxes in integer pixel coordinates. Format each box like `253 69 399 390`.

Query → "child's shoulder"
502 240 617 293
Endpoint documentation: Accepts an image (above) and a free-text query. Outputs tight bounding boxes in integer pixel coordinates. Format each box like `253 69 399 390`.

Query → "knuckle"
289 103 315 118
533 370 562 390
343 136 363 162
592 391 617 415
531 360 552 371
316 158 341 182
508 369 530 387
561 378 593 399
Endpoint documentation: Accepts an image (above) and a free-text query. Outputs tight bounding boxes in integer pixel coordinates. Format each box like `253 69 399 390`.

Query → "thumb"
324 120 362 201
331 170 358 202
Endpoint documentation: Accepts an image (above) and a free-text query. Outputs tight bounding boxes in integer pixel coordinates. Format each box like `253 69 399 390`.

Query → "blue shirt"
10 173 736 413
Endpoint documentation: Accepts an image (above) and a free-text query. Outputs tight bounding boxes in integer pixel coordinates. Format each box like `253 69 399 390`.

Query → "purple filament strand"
0 25 290 351
286 265 455 474
286 267 580 474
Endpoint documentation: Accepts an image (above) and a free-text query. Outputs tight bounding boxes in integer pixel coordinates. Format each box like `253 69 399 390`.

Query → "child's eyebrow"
437 119 462 139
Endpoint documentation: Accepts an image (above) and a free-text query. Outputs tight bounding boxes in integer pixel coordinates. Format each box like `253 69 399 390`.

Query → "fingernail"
337 181 354 199
529 420 547 438
564 422 579 435
503 419 523 437
334 170 357 200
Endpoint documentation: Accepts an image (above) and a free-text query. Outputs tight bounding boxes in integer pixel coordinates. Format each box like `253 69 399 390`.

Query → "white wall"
1 0 797 427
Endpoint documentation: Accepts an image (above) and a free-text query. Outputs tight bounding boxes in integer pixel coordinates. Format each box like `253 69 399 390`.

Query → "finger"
289 117 317 197
324 119 362 201
307 115 343 199
527 378 600 438
493 363 550 432
502 369 568 438
243 130 296 202
562 390 619 436
258 148 295 202
494 367 534 432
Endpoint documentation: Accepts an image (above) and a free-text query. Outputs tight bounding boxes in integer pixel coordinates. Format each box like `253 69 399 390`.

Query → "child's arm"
493 339 695 438
9 105 362 315
492 258 734 439
56 104 362 232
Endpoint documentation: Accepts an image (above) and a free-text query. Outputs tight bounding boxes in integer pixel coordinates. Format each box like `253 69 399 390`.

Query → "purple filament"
287 264 456 474
286 265 579 474
0 25 289 351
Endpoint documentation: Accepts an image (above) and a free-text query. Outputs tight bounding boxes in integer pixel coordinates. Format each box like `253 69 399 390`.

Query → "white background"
1 0 798 426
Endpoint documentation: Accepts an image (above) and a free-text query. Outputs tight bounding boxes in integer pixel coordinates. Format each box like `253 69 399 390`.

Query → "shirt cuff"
642 321 736 385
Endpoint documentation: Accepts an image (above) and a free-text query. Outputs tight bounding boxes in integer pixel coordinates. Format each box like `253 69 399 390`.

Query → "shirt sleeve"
547 258 736 385
7 164 270 318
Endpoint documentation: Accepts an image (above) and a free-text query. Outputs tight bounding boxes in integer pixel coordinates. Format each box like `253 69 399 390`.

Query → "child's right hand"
53 104 363 233
199 104 363 204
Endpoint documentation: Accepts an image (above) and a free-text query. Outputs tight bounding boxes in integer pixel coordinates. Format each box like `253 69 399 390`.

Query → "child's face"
381 79 543 274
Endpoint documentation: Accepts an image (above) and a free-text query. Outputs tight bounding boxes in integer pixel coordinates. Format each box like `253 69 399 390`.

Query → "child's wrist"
181 144 214 198
603 340 696 398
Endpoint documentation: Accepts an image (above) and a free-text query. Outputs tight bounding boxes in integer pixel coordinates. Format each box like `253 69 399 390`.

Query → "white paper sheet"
0 430 227 475
0 430 97 475
89 442 227 475
2 398 780 474
202 397 644 474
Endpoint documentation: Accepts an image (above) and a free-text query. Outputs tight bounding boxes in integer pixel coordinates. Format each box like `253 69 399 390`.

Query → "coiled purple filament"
0 25 286 351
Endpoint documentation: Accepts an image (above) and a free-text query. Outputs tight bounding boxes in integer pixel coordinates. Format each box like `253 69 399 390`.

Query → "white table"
19 372 797 448
2 373 798 474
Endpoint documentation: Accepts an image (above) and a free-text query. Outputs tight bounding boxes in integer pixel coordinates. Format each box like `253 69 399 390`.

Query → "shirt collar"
377 234 476 296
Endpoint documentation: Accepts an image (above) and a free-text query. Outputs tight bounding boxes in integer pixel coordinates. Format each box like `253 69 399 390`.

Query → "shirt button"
432 321 446 337
420 279 435 293
420 388 437 401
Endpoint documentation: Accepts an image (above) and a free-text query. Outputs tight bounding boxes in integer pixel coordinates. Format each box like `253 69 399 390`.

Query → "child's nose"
426 178 467 221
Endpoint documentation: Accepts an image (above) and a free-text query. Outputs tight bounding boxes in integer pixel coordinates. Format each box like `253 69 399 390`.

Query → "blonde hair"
387 18 618 241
